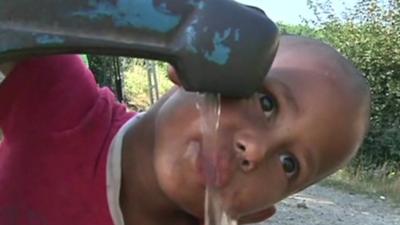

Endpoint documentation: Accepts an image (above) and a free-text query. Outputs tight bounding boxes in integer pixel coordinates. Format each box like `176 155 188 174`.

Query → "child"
0 35 370 225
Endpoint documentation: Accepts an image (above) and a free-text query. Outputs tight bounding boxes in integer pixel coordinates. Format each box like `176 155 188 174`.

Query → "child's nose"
234 137 267 173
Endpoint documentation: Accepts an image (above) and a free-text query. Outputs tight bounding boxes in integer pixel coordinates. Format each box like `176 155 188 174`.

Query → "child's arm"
0 55 107 133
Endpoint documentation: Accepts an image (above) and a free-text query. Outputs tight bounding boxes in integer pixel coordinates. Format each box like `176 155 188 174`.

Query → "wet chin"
156 164 205 218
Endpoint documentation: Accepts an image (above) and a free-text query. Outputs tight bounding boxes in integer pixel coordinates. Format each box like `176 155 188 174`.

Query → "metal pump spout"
0 0 279 97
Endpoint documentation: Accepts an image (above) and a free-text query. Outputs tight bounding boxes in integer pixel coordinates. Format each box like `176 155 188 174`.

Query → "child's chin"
239 207 276 223
192 208 275 225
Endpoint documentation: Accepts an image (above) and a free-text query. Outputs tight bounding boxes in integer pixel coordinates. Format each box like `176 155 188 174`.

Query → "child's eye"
259 95 276 116
279 153 299 178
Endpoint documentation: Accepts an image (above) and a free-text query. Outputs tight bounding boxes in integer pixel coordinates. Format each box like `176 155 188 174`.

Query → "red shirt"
0 55 135 225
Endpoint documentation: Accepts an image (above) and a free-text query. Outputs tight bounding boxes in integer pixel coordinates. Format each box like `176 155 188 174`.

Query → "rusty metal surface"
0 0 279 97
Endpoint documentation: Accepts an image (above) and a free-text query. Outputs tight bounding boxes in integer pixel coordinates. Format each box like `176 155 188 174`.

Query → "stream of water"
197 93 238 225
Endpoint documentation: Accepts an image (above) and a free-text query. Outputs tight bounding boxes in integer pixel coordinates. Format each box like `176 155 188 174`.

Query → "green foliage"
87 55 173 111
87 55 117 89
321 166 400 205
80 55 89 66
284 0 400 169
123 60 173 111
277 22 321 37
123 65 149 111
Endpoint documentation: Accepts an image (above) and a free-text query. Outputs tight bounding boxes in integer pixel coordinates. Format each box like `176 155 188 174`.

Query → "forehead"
263 67 359 179
265 67 343 106
265 66 353 136
272 41 346 77
265 45 351 105
265 41 359 119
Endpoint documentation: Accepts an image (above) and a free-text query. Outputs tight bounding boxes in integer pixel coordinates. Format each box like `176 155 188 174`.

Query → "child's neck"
120 112 199 225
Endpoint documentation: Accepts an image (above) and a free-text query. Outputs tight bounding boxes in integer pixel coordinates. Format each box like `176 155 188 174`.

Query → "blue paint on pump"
186 26 199 54
204 28 233 65
72 0 181 33
234 29 240 42
158 2 171 14
36 35 65 44
187 0 205 10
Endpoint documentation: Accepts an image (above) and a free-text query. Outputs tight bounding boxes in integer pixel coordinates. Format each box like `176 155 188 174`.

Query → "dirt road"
255 185 400 225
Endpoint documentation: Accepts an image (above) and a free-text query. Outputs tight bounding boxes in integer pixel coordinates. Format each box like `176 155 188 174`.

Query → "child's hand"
167 66 181 86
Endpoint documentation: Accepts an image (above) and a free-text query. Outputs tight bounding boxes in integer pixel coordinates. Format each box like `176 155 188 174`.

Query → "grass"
320 165 400 206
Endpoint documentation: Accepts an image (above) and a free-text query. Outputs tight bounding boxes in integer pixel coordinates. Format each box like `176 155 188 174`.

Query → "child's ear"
167 66 182 86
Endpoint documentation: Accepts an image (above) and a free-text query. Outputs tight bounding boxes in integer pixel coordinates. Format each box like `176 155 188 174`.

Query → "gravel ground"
254 185 400 225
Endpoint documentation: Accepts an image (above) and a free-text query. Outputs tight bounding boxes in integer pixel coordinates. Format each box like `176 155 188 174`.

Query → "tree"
277 22 320 37
87 55 132 102
302 0 400 169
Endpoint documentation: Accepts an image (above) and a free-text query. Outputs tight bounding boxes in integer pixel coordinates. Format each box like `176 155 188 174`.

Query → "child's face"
151 52 367 223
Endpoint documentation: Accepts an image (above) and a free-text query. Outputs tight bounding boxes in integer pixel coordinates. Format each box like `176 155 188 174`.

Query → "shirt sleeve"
0 55 100 138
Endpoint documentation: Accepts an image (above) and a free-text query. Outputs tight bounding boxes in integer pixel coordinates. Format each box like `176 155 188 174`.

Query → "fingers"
167 65 181 86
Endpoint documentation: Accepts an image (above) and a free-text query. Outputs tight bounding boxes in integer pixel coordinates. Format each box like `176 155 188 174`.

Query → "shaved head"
277 35 369 99
271 35 371 170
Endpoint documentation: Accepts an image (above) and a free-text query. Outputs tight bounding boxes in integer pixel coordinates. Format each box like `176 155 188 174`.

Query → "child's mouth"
189 140 276 224
192 139 235 189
